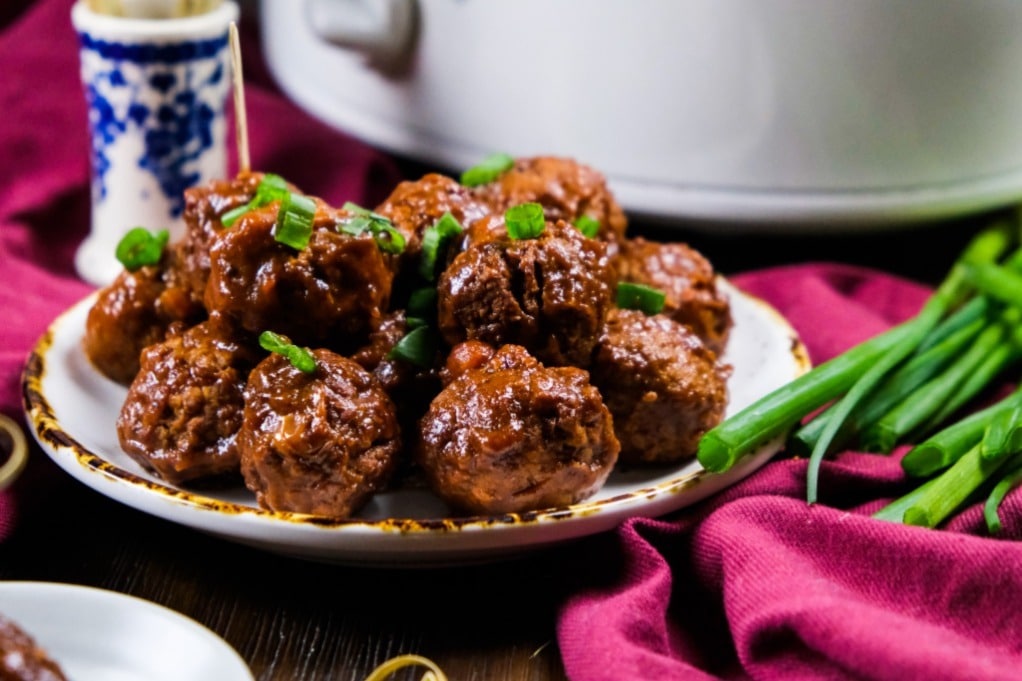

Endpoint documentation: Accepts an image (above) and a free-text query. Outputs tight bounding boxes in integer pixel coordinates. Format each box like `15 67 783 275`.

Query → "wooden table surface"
0 205 989 680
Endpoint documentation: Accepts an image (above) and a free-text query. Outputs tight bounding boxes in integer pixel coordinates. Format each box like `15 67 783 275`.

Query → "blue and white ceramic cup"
71 1 239 286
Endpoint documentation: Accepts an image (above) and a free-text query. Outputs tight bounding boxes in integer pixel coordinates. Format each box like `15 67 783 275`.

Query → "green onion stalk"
696 225 1013 504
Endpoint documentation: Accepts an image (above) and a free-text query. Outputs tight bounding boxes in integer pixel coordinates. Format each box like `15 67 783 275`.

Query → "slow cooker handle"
304 0 416 69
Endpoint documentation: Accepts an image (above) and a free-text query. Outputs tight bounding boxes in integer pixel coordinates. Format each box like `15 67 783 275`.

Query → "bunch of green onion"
697 212 1022 533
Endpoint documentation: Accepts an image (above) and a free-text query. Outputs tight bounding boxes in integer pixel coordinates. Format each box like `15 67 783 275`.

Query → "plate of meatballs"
23 156 809 566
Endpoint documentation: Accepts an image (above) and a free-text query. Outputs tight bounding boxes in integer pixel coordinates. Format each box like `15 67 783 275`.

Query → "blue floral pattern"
77 33 229 219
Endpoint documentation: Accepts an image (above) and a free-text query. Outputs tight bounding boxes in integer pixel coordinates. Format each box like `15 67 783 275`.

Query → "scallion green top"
505 203 546 240
419 212 463 280
460 152 514 187
115 227 169 270
574 215 600 239
274 192 316 250
339 202 406 254
259 330 316 373
222 173 290 227
616 282 666 315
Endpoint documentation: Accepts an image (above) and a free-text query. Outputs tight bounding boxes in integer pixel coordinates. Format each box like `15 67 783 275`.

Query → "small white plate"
0 581 253 681
22 280 808 566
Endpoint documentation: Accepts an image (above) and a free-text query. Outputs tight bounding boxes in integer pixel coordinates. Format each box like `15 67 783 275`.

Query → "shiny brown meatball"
83 254 203 385
239 350 402 517
116 318 258 485
374 173 490 265
475 156 628 248
0 614 68 681
418 344 619 515
437 220 614 367
591 309 730 464
204 202 393 349
175 172 265 305
615 237 732 357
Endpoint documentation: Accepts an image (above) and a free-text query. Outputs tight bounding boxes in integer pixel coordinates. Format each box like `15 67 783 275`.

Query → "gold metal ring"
0 413 28 490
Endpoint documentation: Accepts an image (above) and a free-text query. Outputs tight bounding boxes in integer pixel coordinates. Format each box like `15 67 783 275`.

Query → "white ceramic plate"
0 581 253 681
23 280 809 566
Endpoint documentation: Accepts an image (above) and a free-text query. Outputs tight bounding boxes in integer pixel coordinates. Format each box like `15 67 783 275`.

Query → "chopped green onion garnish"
419 212 463 280
387 326 436 369
338 202 406 254
115 227 169 270
274 192 316 250
505 203 546 240
616 282 666 315
460 152 514 187
574 215 600 238
222 173 290 227
258 330 316 373
407 287 438 320
257 173 289 200
220 204 250 227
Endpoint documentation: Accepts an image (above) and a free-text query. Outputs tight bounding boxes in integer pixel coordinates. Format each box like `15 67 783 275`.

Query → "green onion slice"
460 152 514 187
574 215 600 238
258 330 316 373
274 192 316 250
339 202 406 254
617 282 666 315
387 326 436 369
419 212 464 280
222 173 290 227
505 203 546 240
115 227 169 270
407 287 438 320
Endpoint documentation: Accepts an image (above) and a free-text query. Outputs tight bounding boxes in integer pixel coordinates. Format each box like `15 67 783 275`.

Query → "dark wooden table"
0 203 989 680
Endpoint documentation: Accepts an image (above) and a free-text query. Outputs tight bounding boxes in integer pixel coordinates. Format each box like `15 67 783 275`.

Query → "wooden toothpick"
229 21 251 175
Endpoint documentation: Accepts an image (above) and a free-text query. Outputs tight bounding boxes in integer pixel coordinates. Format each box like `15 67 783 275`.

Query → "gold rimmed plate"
22 279 808 566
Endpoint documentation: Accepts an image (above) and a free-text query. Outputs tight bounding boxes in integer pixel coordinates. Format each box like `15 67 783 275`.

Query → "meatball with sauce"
238 349 402 518
615 237 732 357
373 173 490 265
174 171 266 305
437 220 614 367
116 318 259 485
204 201 394 349
418 344 619 515
83 249 204 385
590 308 730 464
474 156 628 250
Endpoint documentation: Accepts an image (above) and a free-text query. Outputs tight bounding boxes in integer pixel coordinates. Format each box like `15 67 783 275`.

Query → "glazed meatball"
475 156 628 249
239 350 402 517
117 318 258 485
437 220 614 367
374 173 490 265
418 344 619 514
83 253 203 385
175 172 265 305
204 202 394 349
0 614 68 681
615 237 732 357
591 309 730 464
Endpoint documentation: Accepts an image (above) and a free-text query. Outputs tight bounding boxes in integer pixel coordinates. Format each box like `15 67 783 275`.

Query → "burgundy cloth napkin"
0 0 402 541
557 265 1022 681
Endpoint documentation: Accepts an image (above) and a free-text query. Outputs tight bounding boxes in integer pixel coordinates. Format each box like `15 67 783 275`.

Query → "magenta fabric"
0 0 401 540
557 265 1022 681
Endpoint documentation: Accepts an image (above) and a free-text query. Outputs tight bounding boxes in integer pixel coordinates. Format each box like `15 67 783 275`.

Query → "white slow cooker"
259 0 1022 228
